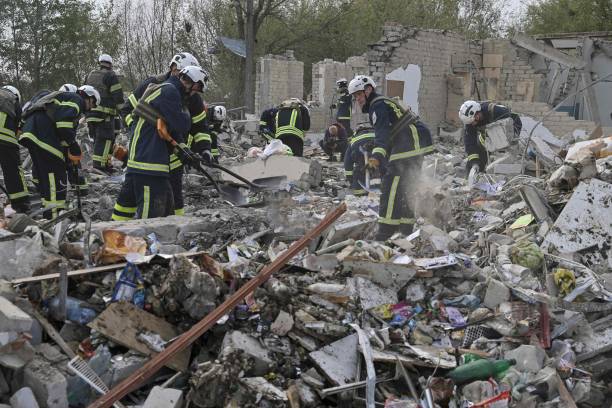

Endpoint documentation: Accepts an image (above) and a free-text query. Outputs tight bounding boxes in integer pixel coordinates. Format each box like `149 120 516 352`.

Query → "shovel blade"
252 176 287 190
218 184 248 205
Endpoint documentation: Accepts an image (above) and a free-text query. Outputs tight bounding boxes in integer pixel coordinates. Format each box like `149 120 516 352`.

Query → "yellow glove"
367 157 380 169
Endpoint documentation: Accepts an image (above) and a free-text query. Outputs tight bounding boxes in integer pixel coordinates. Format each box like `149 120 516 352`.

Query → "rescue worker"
348 75 434 241
85 54 124 172
19 86 99 219
111 66 204 220
319 122 348 162
459 100 522 174
59 84 78 93
274 98 310 157
344 124 377 196
0 85 30 213
333 78 353 137
259 106 278 141
119 52 211 216
207 105 227 162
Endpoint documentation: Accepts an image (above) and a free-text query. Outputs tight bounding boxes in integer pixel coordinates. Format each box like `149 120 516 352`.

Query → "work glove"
67 143 82 165
176 144 195 166
367 157 380 170
200 150 214 164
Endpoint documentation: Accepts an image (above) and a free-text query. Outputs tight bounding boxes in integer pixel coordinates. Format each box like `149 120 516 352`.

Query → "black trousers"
89 119 115 170
170 169 184 215
277 134 304 157
27 146 67 219
319 139 348 160
112 173 174 220
377 157 423 241
0 144 30 212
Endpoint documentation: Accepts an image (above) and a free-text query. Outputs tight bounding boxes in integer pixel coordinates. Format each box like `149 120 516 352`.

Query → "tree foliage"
523 0 612 34
0 0 119 98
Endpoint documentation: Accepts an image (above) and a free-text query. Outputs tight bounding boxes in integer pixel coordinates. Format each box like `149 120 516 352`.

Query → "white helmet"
169 52 200 70
1 85 21 104
348 75 376 95
212 105 226 121
98 54 113 65
78 85 101 106
336 78 348 87
459 100 481 125
179 66 209 91
59 83 78 93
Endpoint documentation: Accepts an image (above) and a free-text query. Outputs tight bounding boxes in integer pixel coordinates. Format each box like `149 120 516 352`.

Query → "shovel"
358 146 381 194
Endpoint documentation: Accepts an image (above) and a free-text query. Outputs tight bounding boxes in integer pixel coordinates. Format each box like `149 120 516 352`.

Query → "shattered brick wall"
255 51 304 116
366 24 481 129
310 56 369 131
482 39 547 104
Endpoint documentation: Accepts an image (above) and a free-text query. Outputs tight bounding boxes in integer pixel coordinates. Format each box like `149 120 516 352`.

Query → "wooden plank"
11 251 207 285
89 202 347 408
31 309 76 359
88 302 191 372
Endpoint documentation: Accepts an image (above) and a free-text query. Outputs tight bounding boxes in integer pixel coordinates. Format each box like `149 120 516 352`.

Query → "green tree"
523 0 612 34
0 0 120 98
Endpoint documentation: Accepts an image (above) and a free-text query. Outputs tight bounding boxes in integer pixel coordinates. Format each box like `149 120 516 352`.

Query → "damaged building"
1 23 612 408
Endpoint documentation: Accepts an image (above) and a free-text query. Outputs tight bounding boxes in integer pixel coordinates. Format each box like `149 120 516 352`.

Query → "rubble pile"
0 117 611 408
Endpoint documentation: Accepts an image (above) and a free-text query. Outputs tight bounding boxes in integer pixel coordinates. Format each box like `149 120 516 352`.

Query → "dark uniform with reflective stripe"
336 93 353 138
19 92 85 219
85 66 124 170
319 122 348 161
120 73 209 216
206 107 224 162
259 107 277 141
275 105 310 157
367 92 434 240
344 127 376 196
112 76 190 220
464 101 522 172
0 90 29 212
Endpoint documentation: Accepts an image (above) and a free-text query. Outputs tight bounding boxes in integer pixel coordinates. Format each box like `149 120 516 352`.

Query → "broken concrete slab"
88 302 191 372
143 386 183 408
240 377 288 401
342 257 424 289
91 215 209 243
221 155 322 187
10 387 40 408
271 310 294 336
0 296 34 332
24 358 68 408
350 276 398 310
541 179 612 270
483 279 510 309
0 237 58 281
484 117 513 152
220 330 273 376
308 334 358 386
320 219 376 248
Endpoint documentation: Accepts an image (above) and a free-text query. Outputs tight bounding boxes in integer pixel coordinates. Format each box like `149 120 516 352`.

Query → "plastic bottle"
47 296 97 325
447 358 516 385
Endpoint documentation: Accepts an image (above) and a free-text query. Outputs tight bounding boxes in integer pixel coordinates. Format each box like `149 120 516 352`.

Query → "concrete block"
143 386 183 408
483 279 510 309
271 311 294 336
91 215 209 243
505 345 546 373
221 331 273 375
483 54 503 68
308 334 358 386
0 296 33 333
10 387 40 408
256 156 321 187
24 358 68 408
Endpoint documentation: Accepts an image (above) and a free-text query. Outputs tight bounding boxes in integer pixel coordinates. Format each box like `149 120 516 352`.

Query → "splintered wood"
88 302 191 372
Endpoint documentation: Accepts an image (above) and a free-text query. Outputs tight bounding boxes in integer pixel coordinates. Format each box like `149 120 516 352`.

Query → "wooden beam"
88 202 347 408
11 251 208 285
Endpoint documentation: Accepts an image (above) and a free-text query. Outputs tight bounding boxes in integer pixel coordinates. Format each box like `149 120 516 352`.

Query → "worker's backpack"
0 88 18 119
369 96 419 139
21 90 62 121
278 98 303 110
